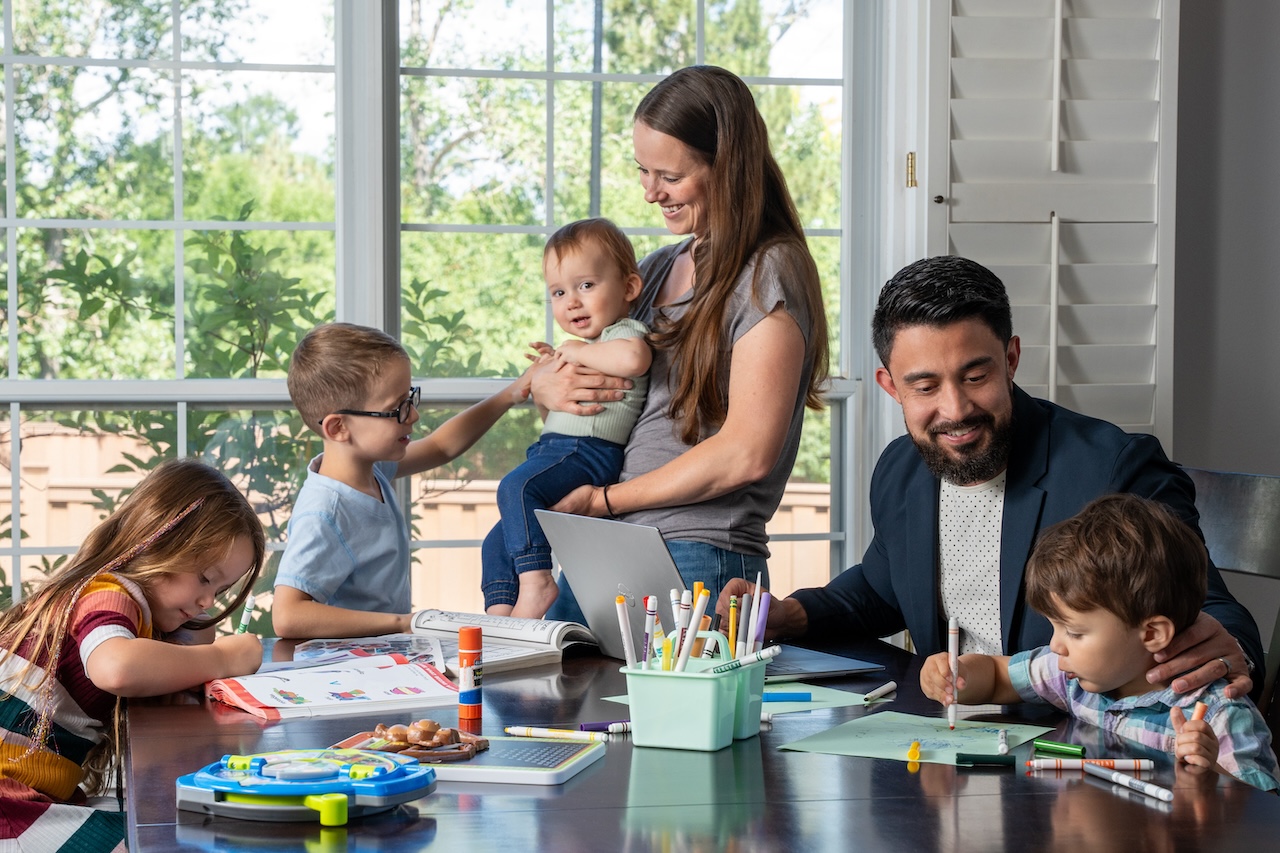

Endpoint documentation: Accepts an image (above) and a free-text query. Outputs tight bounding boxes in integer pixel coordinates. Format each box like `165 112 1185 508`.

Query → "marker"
235 594 256 634
762 691 811 702
505 726 609 743
1027 759 1155 771
700 613 721 658
690 613 712 658
641 596 657 670
579 720 629 732
863 681 897 702
669 589 682 638
662 636 674 671
693 581 704 603
1191 701 1209 721
676 589 693 653
711 644 782 673
947 616 959 730
1082 761 1174 802
1033 738 1086 757
727 596 738 659
735 593 752 659
997 729 1008 755
675 589 711 672
907 740 921 761
744 572 763 654
752 592 771 654
956 752 1016 767
616 595 638 669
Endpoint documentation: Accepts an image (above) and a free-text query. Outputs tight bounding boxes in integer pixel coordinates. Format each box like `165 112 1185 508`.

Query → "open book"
411 610 597 676
206 656 458 721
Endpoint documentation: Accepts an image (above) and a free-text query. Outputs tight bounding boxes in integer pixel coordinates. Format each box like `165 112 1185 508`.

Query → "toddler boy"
921 493 1279 790
481 218 650 617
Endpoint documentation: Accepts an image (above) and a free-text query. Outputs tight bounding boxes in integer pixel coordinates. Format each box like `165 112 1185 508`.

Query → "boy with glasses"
273 322 533 639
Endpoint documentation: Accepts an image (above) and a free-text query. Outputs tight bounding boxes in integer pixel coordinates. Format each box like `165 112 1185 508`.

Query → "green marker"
1033 737 1085 757
956 752 1017 767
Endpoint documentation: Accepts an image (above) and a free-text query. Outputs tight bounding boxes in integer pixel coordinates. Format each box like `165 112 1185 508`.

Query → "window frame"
1 0 889 604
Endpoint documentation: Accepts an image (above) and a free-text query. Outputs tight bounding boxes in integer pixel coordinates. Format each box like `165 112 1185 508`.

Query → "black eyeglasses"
330 386 421 425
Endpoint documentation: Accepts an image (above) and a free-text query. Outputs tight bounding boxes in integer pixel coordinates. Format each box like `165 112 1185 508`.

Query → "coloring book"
206 656 458 721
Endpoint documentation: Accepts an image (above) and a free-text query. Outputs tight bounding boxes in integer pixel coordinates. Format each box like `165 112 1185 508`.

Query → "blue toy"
176 748 437 826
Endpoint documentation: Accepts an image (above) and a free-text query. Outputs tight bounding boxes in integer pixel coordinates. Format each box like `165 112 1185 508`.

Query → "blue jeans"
481 433 624 609
545 539 769 626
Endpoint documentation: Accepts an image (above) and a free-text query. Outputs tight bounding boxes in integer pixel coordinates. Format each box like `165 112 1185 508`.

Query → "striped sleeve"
74 574 151 673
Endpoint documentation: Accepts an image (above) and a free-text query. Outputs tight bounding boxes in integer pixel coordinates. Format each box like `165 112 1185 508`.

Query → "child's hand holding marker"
1171 701 1218 769
919 650 967 708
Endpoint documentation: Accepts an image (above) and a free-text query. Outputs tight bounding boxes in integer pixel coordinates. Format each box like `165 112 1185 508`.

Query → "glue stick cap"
459 625 482 652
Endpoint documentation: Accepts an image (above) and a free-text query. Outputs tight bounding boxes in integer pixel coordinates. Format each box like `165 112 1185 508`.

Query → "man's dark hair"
871 256 1013 367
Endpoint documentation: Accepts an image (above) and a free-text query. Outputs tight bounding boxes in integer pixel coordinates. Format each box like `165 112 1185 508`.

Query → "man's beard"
912 411 1014 485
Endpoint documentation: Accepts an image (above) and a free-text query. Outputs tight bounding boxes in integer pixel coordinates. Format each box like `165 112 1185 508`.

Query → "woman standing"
538 65 829 612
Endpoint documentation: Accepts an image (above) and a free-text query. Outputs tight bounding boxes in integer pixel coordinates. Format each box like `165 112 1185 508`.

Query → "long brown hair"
0 457 264 793
634 65 829 444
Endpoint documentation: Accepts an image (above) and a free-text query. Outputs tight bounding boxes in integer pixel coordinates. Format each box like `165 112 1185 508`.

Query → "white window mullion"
336 0 395 333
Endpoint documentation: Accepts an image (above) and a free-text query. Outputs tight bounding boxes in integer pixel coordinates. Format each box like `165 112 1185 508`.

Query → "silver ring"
1219 656 1232 675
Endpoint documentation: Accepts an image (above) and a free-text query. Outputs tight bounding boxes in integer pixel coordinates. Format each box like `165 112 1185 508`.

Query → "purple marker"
579 720 630 732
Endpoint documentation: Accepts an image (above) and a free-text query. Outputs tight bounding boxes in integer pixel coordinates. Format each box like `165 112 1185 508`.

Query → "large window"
396 0 853 608
1 1 335 626
2 1 866 627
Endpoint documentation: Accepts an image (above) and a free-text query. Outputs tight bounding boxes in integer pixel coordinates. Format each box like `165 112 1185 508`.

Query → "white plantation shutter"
926 0 1177 447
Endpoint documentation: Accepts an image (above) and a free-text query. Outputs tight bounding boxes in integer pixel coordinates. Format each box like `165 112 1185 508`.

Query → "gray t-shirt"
620 238 818 556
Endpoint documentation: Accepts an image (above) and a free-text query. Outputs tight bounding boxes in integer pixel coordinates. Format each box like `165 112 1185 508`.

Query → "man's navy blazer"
793 385 1264 671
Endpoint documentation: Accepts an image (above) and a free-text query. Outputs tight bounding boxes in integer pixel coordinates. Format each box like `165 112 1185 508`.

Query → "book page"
207 661 457 720
292 635 447 670
412 610 593 648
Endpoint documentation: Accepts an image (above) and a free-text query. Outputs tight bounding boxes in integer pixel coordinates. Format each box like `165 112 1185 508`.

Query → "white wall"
1175 0 1280 476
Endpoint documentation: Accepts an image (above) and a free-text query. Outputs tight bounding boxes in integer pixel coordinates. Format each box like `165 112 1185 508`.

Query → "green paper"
780 710 1053 766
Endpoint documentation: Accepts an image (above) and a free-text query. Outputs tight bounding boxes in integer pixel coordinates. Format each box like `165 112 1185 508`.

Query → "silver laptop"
535 510 685 661
534 510 885 683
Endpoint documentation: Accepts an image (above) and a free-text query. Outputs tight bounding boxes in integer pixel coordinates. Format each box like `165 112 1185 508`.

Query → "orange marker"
1191 701 1208 722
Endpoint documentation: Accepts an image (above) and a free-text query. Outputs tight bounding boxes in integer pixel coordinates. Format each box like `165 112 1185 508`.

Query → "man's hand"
1148 612 1253 698
713 578 808 641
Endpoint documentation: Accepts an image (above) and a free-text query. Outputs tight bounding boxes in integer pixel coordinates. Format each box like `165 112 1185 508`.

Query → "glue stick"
458 626 482 720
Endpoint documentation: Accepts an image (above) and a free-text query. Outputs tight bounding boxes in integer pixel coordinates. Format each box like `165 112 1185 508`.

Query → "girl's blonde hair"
0 457 265 794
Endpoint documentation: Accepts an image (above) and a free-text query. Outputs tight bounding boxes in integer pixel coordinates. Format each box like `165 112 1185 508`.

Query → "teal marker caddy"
625 632 769 751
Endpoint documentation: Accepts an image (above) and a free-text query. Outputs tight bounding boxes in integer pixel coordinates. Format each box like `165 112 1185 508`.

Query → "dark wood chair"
1184 467 1280 731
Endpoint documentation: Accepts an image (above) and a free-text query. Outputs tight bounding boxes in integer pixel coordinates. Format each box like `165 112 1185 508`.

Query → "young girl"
0 458 265 850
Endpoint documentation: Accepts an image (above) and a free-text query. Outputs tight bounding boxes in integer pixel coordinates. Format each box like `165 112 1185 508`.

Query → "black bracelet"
602 484 620 519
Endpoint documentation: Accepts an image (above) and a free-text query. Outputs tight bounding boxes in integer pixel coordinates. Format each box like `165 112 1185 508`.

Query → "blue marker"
762 691 811 703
